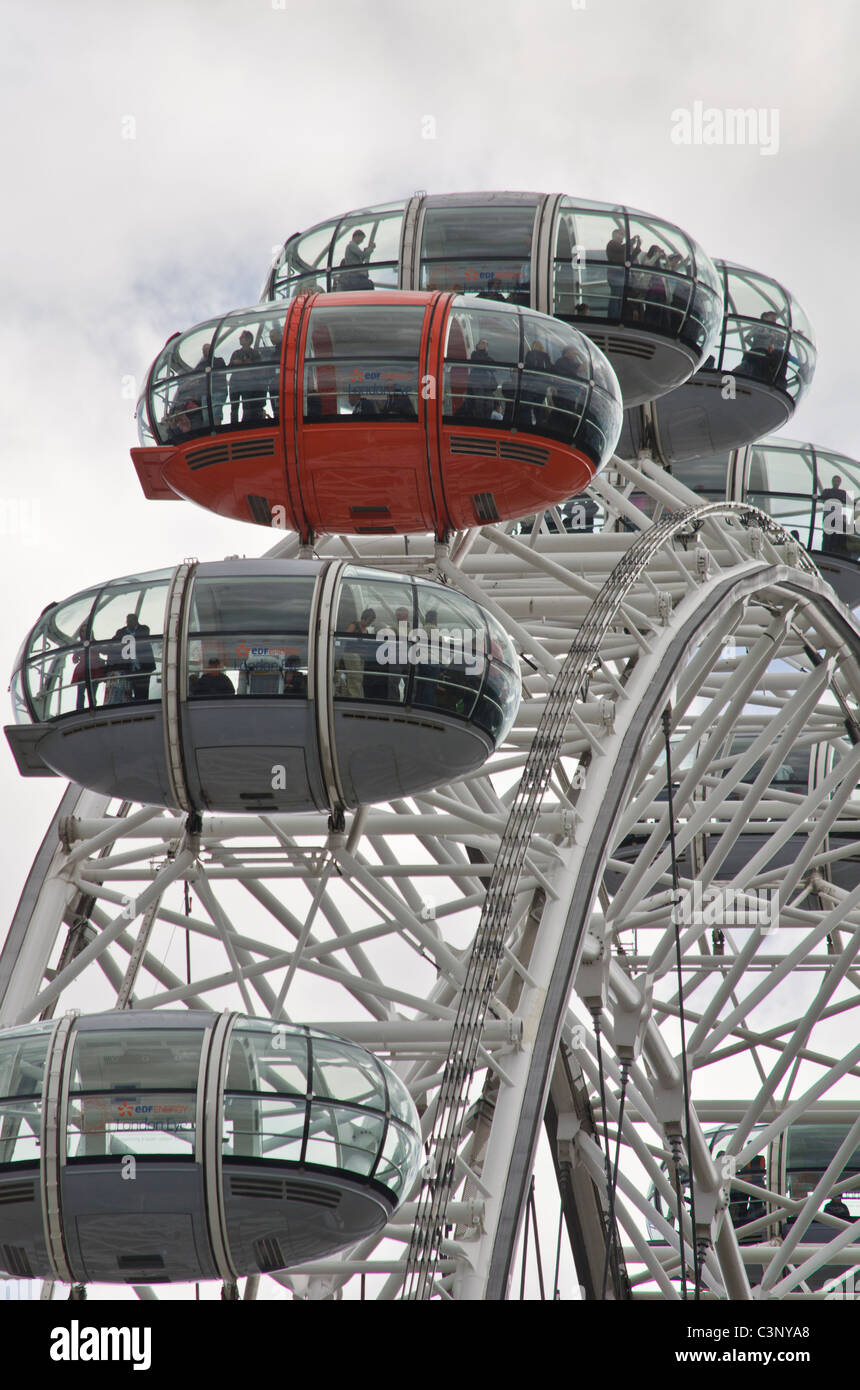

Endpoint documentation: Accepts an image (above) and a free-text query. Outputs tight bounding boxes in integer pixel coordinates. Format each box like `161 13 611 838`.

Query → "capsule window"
65 1028 204 1162
188 637 308 700
522 315 589 372
21 581 168 719
486 613 518 672
725 270 788 325
623 222 696 335
721 320 789 388
333 576 413 705
787 292 815 345
445 304 519 365
554 207 626 320
149 322 223 444
472 663 519 743
204 310 286 432
422 204 535 260
335 575 414 632
748 446 816 496
746 445 860 558
306 305 424 360
279 272 327 299
304 304 424 421
626 216 693 271
419 258 529 302
305 1101 386 1177
222 1095 307 1162
288 222 338 279
188 576 315 635
420 204 534 303
152 324 220 384
135 392 156 446
10 670 30 725
187 576 313 701
28 594 96 657
90 582 168 643
680 283 722 354
442 305 519 423
816 451 860 497
225 1025 308 1095
374 1119 419 1198
311 1039 387 1110
410 590 489 719
0 1026 52 1165
330 207 404 292
785 335 815 396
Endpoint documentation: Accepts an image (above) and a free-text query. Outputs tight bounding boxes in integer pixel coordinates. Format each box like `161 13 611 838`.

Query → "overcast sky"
1 0 858 932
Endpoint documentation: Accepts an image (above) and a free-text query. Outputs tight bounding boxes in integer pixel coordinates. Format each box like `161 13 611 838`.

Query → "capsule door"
293 295 439 535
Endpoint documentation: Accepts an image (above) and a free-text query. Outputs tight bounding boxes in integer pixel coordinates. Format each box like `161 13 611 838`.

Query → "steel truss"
2 456 860 1300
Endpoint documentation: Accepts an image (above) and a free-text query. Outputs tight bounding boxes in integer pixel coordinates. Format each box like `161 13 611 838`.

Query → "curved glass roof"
261 193 724 384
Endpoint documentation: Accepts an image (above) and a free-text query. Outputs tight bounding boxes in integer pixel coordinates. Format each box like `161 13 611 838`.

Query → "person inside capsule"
739 310 785 385
189 657 235 698
465 338 498 420
605 227 641 318
262 325 283 422
819 472 851 555
229 329 265 426
338 229 377 291
105 612 155 704
347 385 379 417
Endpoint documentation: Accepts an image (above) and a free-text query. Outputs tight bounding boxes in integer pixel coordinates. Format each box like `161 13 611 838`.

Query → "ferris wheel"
2 191 859 1302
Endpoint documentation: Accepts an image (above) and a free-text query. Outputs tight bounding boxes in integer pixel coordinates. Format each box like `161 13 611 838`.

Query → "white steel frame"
2 457 860 1301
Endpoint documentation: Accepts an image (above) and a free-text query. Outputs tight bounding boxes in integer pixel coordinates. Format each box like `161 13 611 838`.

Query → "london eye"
2 185 859 1307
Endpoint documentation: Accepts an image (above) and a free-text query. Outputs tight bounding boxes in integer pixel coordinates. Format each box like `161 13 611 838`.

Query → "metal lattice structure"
3 456 860 1300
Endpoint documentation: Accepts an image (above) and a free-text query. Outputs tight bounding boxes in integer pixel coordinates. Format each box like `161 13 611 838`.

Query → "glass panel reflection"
68 1029 204 1092
305 1101 385 1177
331 207 405 291
374 1121 416 1198
188 576 315 634
226 1025 307 1096
0 1026 51 1164
222 1095 306 1162
420 204 535 304
187 636 308 699
25 638 164 719
66 1091 197 1159
303 305 424 420
0 1100 42 1164
311 1039 386 1109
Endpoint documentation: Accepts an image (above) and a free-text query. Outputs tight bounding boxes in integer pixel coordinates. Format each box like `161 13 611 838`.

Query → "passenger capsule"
5 559 521 815
0 1011 422 1283
620 260 816 463
649 1121 860 1290
132 291 622 538
262 192 724 406
665 436 860 610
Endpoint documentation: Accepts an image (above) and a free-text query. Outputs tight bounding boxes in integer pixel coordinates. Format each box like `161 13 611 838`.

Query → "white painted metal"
2 458 860 1300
